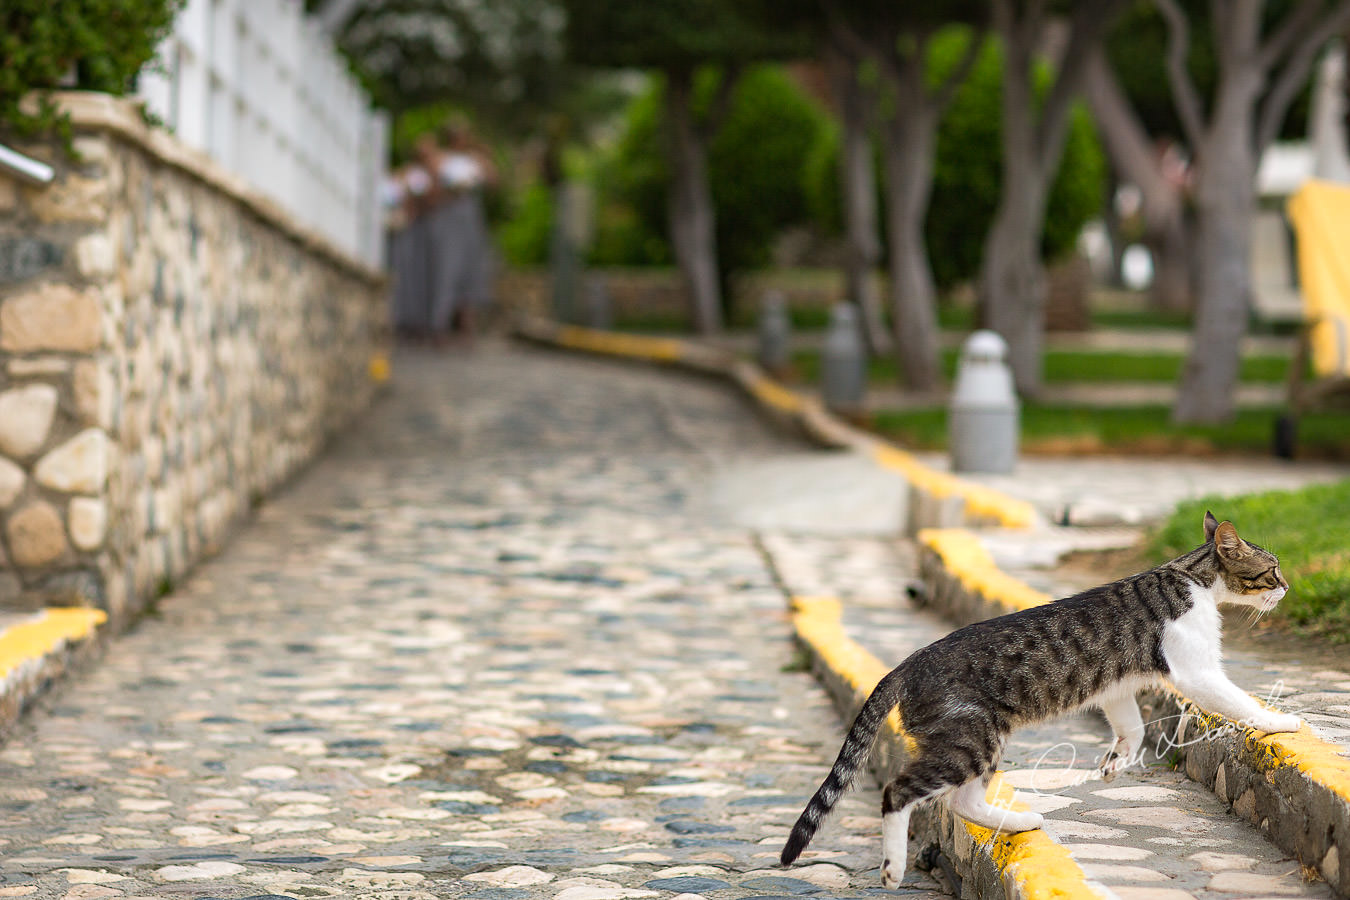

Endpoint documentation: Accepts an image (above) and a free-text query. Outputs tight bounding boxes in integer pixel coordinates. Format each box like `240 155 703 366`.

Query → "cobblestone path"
0 345 944 899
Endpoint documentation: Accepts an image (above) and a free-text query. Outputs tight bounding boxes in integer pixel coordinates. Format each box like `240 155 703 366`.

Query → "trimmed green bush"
1 0 185 141
497 182 553 267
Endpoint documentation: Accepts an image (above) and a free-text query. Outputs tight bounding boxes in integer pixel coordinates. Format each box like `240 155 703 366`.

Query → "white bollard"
949 330 1019 473
757 290 791 377
822 303 866 418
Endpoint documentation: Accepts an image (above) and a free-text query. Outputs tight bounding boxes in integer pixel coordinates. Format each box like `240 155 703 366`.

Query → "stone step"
0 607 105 737
919 527 1350 897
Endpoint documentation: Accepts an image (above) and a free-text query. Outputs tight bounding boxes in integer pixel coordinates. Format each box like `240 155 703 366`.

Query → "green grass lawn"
1148 481 1350 640
871 405 1350 459
790 348 1292 386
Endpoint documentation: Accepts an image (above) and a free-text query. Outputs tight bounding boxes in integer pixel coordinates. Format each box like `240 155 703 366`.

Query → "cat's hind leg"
947 778 1044 833
878 760 963 889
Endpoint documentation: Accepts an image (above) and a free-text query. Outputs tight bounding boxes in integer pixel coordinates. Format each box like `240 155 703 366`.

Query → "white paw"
880 858 903 889
1252 712 1301 734
991 809 1043 833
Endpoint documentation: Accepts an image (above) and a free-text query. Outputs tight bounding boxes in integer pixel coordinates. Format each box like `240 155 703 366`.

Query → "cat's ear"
1213 521 1249 559
1204 510 1220 543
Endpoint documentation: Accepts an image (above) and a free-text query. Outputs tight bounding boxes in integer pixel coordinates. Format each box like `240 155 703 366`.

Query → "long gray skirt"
389 218 430 333
426 193 494 331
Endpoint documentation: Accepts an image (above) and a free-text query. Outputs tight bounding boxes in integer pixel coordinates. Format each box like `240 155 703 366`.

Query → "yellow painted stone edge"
874 446 1037 531
740 368 805 415
553 325 684 363
0 608 106 684
788 595 1100 898
917 526 1350 808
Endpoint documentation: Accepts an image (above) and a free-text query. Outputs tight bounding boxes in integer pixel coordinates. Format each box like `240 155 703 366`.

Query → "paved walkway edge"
788 595 1107 900
512 317 1038 531
0 607 107 738
918 526 1350 896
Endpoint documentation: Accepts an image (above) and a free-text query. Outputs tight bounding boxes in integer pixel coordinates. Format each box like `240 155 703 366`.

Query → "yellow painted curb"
877 447 1037 531
918 526 1350 812
918 528 1053 613
788 594 1100 898
554 325 684 363
741 369 805 415
0 608 107 683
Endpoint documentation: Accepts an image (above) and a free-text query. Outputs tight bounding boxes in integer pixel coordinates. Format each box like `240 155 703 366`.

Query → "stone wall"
0 92 387 624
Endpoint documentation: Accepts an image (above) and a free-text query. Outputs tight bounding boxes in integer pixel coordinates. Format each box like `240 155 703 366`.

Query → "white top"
439 152 482 188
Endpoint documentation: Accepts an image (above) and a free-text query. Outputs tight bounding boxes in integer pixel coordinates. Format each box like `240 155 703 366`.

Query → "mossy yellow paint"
871 446 1036 530
0 608 106 682
555 325 684 363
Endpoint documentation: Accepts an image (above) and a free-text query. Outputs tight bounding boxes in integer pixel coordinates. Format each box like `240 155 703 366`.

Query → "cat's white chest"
1161 583 1224 674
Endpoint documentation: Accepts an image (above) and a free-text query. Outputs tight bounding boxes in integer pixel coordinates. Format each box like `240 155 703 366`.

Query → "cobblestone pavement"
0 344 946 899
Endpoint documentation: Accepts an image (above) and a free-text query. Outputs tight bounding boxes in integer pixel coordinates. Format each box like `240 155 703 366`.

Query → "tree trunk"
1173 89 1258 424
829 47 890 356
978 23 1050 397
664 68 723 334
980 0 1122 397
880 94 942 392
980 164 1050 397
1081 42 1193 312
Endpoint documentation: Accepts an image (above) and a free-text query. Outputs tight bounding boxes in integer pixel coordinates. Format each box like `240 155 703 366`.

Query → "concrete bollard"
585 275 612 329
822 303 866 418
949 330 1019 473
757 290 791 377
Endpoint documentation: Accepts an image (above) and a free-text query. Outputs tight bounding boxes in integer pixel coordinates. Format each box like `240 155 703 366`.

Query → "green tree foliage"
594 66 830 274
801 30 1106 290
0 0 185 140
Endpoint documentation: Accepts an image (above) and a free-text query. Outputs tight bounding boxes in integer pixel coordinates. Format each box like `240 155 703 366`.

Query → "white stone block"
35 428 110 494
68 497 108 550
0 457 25 508
0 384 59 458
75 233 116 278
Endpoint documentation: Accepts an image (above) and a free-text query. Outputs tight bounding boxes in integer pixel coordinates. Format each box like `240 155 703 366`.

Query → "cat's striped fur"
781 513 1299 888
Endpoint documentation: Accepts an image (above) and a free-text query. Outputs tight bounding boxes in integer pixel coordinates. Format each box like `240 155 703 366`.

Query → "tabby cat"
781 512 1299 888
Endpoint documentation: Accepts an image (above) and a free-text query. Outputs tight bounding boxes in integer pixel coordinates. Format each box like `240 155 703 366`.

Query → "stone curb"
512 316 1038 532
917 526 1350 897
788 595 1107 900
0 607 107 738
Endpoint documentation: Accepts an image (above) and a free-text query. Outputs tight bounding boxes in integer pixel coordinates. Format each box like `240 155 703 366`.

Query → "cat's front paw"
1250 711 1301 734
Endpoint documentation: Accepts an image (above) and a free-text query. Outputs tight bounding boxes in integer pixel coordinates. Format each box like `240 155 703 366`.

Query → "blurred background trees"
309 0 1350 425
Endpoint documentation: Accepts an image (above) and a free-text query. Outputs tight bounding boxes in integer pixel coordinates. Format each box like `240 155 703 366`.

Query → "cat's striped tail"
781 667 905 866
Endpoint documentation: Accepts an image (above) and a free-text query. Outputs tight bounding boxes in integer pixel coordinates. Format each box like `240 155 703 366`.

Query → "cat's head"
1203 510 1288 611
